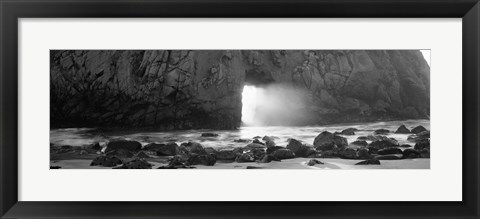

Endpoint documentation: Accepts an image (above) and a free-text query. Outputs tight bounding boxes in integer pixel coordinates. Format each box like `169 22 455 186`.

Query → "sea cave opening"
241 68 312 127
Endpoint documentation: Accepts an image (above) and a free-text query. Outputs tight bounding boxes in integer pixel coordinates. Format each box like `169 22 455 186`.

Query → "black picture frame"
1 0 479 218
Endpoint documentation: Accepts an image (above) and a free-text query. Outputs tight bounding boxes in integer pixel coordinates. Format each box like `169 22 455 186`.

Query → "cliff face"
50 50 430 129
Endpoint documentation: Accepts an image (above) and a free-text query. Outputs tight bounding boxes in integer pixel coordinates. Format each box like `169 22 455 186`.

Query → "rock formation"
50 50 430 130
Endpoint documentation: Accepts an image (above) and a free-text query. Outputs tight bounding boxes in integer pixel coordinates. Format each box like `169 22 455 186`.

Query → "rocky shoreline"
50 124 430 169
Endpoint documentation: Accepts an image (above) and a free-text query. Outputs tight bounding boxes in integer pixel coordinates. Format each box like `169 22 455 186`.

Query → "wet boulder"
266 146 284 154
234 139 250 143
411 125 428 134
369 138 399 149
351 140 368 147
105 149 135 159
402 148 421 159
252 139 265 145
135 151 150 158
395 125 411 134
356 148 372 159
340 128 356 135
377 148 403 155
244 143 267 150
355 159 381 165
181 142 207 155
357 135 388 141
272 148 295 160
235 153 255 163
201 132 219 137
246 166 263 169
313 131 348 151
374 129 390 135
106 140 142 152
250 148 266 160
414 139 430 150
258 154 280 163
144 142 179 156
399 144 413 148
366 146 379 155
419 148 430 158
307 159 324 166
88 142 102 151
338 147 357 159
408 131 430 142
287 138 316 158
186 153 217 166
374 154 403 160
320 150 339 158
113 158 152 169
215 149 237 161
90 155 123 167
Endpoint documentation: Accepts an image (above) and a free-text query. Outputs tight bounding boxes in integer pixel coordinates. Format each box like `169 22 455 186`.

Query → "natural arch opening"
241 70 311 127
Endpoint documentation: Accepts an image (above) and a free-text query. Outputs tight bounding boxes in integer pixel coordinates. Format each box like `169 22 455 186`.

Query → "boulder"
287 138 316 157
135 151 150 158
105 149 135 159
266 146 284 155
262 136 275 142
399 144 412 148
106 140 142 152
250 148 266 160
306 159 324 166
144 142 179 156
414 139 430 150
374 129 390 134
374 154 403 160
313 131 348 151
356 148 371 159
258 154 280 163
50 166 62 169
90 155 123 167
246 166 263 169
351 140 368 147
395 125 411 134
233 139 250 143
272 149 295 160
201 132 219 137
377 148 403 155
411 125 428 134
369 138 399 149
419 148 430 158
180 142 207 155
252 139 265 145
366 146 379 155
338 147 357 159
355 159 381 165
244 143 267 150
215 149 237 161
235 153 255 163
402 148 421 159
408 131 430 142
186 153 217 166
88 142 102 151
113 158 152 169
340 128 356 135
357 135 388 141
320 150 339 158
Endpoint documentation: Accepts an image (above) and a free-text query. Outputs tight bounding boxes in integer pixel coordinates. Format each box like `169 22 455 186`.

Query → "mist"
241 84 312 127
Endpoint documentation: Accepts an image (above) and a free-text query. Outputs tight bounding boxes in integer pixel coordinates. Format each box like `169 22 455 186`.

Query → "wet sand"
51 157 430 169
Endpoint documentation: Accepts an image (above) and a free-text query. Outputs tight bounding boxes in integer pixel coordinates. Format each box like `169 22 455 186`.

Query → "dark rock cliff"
50 50 429 130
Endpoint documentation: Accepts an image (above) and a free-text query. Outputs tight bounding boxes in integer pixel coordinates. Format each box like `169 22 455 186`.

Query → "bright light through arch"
241 85 258 126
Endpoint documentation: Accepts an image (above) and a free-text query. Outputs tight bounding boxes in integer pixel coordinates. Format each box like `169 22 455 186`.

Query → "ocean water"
50 119 430 150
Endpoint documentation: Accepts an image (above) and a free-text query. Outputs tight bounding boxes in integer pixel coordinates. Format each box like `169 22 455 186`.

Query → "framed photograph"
1 0 479 218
